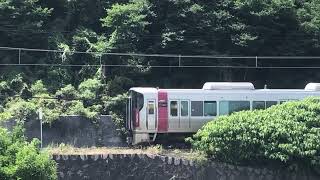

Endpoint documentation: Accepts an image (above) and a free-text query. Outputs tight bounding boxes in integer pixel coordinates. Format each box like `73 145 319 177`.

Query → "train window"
170 101 178 116
130 91 144 127
204 101 217 116
252 101 265 110
219 101 229 115
191 101 203 116
266 101 277 108
219 101 250 115
136 92 144 111
229 101 250 114
181 101 189 116
148 101 154 114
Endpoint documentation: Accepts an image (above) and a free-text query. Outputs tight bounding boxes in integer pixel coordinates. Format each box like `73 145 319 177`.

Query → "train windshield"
131 90 144 112
126 90 144 130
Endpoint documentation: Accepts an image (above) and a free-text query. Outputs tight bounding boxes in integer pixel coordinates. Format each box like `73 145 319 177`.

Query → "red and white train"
126 82 320 145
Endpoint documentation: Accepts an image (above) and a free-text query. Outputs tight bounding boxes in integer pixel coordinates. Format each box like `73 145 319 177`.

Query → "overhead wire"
0 94 106 101
0 63 320 69
0 46 320 69
1 46 320 59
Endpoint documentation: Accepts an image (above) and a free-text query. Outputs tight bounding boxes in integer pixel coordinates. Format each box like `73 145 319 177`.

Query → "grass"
45 143 207 163
46 143 164 155
46 144 159 155
163 149 207 163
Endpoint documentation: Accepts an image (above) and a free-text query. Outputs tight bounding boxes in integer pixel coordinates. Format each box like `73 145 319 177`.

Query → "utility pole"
38 108 43 148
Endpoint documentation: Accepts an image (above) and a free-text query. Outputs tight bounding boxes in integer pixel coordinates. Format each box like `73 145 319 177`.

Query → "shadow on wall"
1 115 126 147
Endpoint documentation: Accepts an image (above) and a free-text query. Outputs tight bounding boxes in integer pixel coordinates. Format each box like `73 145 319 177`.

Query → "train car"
126 82 320 145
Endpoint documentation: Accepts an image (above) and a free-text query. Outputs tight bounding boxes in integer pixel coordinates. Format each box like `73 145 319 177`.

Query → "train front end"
126 89 143 144
126 87 159 145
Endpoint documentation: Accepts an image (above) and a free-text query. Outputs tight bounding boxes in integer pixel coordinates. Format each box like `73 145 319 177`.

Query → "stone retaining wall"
1 115 125 147
53 154 320 180
53 154 194 180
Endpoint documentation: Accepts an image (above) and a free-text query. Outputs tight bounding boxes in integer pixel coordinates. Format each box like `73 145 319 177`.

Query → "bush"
0 81 10 96
106 76 133 97
78 78 103 107
9 74 25 95
0 126 57 180
102 93 128 134
4 98 38 123
55 84 77 100
65 101 99 120
102 93 127 116
31 80 48 95
188 98 320 168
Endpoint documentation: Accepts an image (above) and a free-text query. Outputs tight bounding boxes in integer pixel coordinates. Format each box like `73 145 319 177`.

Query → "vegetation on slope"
1 0 320 166
1 0 320 90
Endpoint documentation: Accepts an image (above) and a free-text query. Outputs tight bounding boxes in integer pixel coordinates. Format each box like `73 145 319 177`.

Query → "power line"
0 94 127 102
0 28 73 34
1 63 320 69
1 46 320 69
0 46 243 58
1 46 320 59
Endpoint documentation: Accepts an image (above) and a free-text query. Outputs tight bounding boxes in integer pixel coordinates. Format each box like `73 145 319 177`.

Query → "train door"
147 100 156 130
169 100 179 130
179 100 190 129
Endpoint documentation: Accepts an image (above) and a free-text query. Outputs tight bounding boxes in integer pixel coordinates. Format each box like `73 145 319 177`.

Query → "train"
125 82 320 145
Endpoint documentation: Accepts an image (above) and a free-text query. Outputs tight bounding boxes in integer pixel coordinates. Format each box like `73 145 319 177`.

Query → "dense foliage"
1 0 320 90
0 126 57 180
1 0 320 137
188 98 320 168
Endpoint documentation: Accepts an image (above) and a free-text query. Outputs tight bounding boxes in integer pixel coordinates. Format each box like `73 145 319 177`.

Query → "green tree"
0 0 52 47
78 78 103 106
101 0 151 52
102 93 128 133
31 80 48 96
55 84 77 100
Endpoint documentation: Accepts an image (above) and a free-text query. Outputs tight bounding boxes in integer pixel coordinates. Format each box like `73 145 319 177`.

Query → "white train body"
126 82 320 145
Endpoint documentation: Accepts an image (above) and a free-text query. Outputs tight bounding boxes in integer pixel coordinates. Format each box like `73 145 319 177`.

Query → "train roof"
130 82 320 94
130 87 158 94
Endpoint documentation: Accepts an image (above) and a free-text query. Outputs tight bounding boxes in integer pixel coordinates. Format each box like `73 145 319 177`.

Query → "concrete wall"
53 154 320 180
1 115 125 147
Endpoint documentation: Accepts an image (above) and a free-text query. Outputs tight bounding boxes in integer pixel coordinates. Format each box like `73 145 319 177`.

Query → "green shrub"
9 74 25 95
31 80 48 95
4 98 38 123
0 126 57 180
106 76 133 96
188 98 320 168
0 81 10 96
65 101 99 120
102 93 128 134
78 78 103 107
102 93 127 116
55 84 77 100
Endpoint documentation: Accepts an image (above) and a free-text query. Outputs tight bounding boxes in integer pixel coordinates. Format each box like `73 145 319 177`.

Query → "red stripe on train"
158 90 168 132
